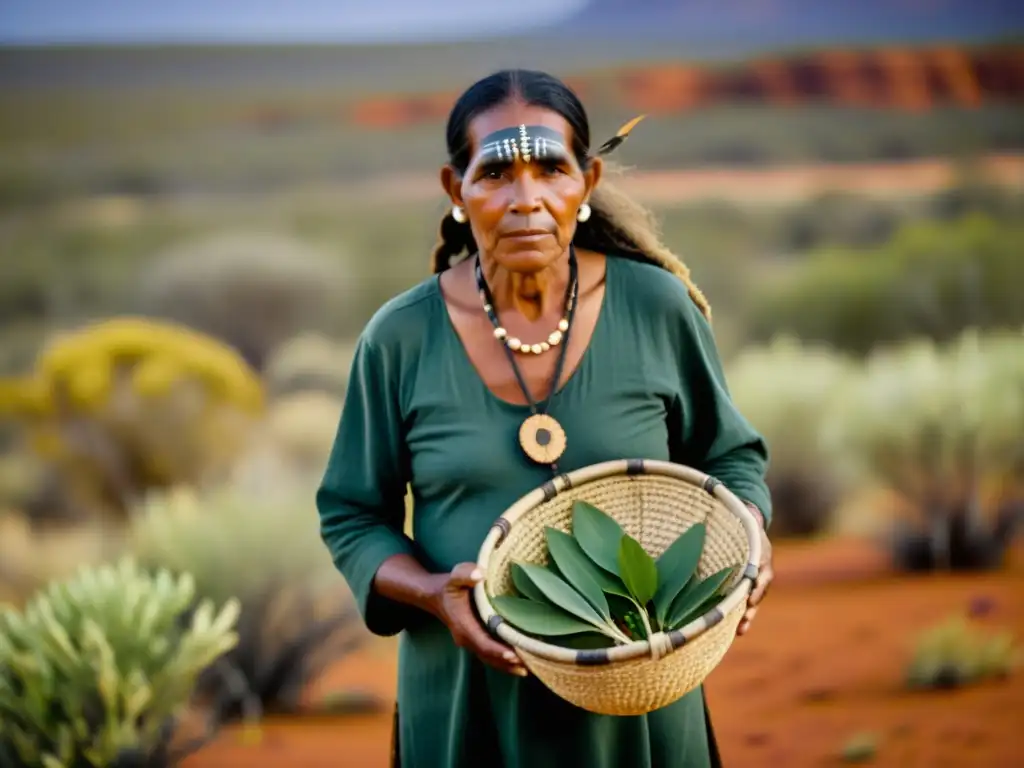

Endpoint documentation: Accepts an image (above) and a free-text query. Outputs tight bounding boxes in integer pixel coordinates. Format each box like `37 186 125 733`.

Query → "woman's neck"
480 252 570 322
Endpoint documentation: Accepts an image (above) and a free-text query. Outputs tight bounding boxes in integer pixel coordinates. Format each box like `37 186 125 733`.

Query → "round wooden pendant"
519 413 567 465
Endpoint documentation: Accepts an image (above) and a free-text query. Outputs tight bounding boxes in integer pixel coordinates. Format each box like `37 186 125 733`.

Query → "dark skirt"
389 700 724 767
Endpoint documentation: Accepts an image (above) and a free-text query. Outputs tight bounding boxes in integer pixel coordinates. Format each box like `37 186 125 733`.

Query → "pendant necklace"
474 245 579 473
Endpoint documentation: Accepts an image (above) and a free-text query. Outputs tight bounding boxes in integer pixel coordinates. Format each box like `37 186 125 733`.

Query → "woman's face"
442 101 602 274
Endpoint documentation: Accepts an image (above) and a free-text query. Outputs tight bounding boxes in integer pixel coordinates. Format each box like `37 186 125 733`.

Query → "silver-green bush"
829 329 1024 570
0 558 239 768
131 487 372 722
726 336 855 536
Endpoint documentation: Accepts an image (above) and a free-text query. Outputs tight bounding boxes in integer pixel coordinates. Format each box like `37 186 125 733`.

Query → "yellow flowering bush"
0 317 266 522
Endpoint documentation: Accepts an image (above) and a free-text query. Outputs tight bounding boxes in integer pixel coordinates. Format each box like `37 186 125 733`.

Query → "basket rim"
472 458 762 667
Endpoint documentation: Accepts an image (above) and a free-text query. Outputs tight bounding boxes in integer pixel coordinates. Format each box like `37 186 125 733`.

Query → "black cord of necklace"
474 245 579 421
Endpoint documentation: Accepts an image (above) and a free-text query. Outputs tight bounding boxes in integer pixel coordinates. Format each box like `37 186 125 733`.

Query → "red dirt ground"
184 539 1024 768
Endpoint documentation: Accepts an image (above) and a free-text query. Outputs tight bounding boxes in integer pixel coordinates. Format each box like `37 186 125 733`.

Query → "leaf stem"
583 616 632 644
602 620 633 645
635 601 654 640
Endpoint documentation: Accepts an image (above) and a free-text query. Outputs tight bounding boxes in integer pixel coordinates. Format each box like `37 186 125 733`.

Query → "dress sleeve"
316 334 418 636
668 300 774 529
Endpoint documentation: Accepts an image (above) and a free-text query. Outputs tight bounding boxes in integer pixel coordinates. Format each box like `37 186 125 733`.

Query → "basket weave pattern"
475 460 757 717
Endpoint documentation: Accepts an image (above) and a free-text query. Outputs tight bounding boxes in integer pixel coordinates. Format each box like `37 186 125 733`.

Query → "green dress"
316 255 772 768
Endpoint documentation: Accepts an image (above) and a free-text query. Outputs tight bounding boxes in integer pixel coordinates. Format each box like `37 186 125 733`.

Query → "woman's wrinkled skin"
441 102 603 281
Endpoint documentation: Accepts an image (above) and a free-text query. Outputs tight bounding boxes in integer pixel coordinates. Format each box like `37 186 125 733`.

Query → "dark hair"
430 69 711 319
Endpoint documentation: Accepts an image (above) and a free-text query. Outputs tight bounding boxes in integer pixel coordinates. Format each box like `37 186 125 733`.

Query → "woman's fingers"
443 562 527 677
449 594 527 676
447 562 483 589
739 542 773 636
737 606 758 636
748 564 773 607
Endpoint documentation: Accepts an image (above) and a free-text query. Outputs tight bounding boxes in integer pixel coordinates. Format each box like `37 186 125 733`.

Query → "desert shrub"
134 231 354 370
131 486 374 722
839 732 879 764
905 616 1017 690
0 450 48 514
0 558 240 768
0 513 122 608
828 329 1024 571
925 176 1024 223
262 332 355 398
232 391 343 495
0 211 187 331
750 215 1024 355
778 191 901 252
0 320 52 379
0 317 265 522
726 337 855 537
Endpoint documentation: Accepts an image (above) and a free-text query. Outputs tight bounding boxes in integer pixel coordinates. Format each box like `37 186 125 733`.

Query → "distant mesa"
345 46 1024 130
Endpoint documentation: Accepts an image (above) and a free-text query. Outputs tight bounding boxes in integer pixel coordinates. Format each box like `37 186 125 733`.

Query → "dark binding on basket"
487 614 504 633
626 458 645 475
575 648 612 666
541 479 558 501
742 563 759 581
492 517 512 547
702 475 722 494
668 629 688 649
704 606 725 628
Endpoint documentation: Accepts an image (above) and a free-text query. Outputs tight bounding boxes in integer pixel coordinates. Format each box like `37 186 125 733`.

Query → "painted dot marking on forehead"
477 124 570 165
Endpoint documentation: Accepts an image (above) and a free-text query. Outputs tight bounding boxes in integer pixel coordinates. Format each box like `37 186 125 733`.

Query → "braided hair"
429 69 711 320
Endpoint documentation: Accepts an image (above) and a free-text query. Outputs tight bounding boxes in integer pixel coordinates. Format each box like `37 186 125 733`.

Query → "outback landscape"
182 538 1024 767
1 8 1023 766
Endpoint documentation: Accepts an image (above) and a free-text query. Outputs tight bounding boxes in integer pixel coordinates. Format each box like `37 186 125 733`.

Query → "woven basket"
473 458 762 717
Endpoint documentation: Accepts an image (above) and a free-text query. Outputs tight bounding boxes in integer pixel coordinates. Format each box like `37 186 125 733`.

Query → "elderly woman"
317 69 774 768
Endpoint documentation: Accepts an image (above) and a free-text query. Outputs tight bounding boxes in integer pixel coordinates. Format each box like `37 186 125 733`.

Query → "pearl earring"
452 205 467 224
576 202 591 223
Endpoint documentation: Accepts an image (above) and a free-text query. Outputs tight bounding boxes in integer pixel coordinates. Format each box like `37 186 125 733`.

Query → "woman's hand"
737 506 773 637
429 563 528 677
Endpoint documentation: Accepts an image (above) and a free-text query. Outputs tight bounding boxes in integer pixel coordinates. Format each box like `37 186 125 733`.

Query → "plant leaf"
652 523 706 627
606 594 637 625
622 609 648 641
545 528 612 619
671 593 724 631
618 535 659 606
490 596 600 637
510 562 549 603
553 542 631 599
560 632 617 650
586 563 631 599
666 567 736 631
515 562 608 630
571 500 626 575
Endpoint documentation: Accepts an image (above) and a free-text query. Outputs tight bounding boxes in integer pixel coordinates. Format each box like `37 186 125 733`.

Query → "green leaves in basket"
545 527 628 613
513 562 608 629
617 534 658 606
607 593 639 623
503 561 632 644
665 566 737 631
491 499 733 651
511 562 549 603
561 632 617 650
620 609 649 641
571 500 626 575
652 523 706 628
490 596 599 637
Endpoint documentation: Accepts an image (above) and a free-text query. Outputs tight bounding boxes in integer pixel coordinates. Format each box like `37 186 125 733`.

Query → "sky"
0 0 590 44
2 0 1020 48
